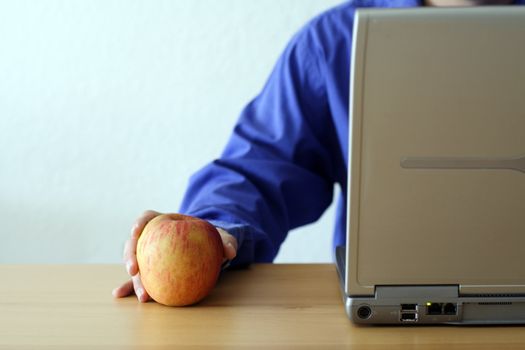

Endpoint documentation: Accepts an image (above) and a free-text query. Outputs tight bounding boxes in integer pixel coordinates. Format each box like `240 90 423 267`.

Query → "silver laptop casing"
337 6 525 325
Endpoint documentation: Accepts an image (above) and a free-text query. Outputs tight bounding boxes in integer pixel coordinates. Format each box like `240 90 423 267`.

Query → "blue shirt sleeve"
179 22 338 267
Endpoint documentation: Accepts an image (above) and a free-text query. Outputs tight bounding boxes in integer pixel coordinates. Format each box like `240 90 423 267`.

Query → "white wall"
0 0 343 264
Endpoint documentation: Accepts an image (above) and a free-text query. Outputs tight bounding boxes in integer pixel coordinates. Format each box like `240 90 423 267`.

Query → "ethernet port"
427 303 443 315
444 303 457 315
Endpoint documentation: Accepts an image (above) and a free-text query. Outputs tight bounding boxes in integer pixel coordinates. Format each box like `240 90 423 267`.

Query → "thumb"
216 227 238 260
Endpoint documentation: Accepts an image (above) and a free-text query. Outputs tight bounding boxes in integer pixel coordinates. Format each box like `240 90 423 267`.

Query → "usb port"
400 312 417 322
401 304 417 311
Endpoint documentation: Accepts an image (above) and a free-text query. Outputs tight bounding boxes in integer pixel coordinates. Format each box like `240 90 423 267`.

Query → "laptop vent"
468 294 525 298
478 302 513 305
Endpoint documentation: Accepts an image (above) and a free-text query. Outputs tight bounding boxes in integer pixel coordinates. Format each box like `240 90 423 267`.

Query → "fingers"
115 210 160 302
216 227 238 261
112 279 133 298
111 277 150 303
125 210 162 277
132 273 150 303
131 210 162 239
123 237 139 276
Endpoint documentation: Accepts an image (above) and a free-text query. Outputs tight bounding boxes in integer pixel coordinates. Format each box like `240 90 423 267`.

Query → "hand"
112 210 238 302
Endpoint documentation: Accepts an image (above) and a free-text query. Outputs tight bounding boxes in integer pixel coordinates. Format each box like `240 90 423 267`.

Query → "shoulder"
288 1 369 65
292 0 417 56
309 1 361 31
300 1 392 41
294 2 358 47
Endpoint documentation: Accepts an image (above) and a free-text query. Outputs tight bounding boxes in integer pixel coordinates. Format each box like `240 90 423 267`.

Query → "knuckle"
122 241 130 258
142 210 158 218
132 275 143 290
130 222 140 238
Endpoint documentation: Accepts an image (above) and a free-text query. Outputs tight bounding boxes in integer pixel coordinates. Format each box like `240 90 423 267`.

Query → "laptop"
336 6 525 324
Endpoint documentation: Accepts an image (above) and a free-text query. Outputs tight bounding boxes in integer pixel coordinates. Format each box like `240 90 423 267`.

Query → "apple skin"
136 214 224 306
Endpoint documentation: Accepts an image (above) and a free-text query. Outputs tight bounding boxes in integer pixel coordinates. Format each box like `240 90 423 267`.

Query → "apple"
136 213 224 306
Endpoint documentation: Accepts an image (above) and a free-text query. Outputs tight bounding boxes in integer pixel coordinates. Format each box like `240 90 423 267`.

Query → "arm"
113 23 338 300
180 25 337 267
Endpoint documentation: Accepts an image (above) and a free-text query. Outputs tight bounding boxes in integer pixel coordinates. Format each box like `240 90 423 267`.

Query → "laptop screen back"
347 7 525 296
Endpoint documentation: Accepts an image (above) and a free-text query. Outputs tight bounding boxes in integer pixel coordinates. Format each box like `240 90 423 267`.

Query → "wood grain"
1 264 524 349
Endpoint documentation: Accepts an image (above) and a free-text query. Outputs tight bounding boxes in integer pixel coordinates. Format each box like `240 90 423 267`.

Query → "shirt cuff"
206 219 254 269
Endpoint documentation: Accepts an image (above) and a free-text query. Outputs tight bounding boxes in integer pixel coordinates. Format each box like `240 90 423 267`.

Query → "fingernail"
126 261 132 275
131 224 138 236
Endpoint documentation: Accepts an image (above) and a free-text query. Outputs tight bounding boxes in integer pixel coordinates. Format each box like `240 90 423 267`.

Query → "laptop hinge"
375 285 459 299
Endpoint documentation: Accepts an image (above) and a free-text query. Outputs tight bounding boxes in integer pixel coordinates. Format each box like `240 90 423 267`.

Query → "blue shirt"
179 0 524 267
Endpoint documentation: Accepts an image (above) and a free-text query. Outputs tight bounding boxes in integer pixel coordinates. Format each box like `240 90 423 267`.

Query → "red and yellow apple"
136 213 223 306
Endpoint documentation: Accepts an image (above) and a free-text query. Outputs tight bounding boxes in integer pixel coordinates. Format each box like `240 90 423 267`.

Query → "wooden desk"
1 264 524 349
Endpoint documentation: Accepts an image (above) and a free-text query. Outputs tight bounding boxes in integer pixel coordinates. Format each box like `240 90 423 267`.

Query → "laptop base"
336 246 525 325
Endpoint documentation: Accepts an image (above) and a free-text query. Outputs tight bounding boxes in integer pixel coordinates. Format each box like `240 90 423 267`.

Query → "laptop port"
400 312 418 322
444 303 457 315
401 304 417 311
357 305 372 320
426 302 443 315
